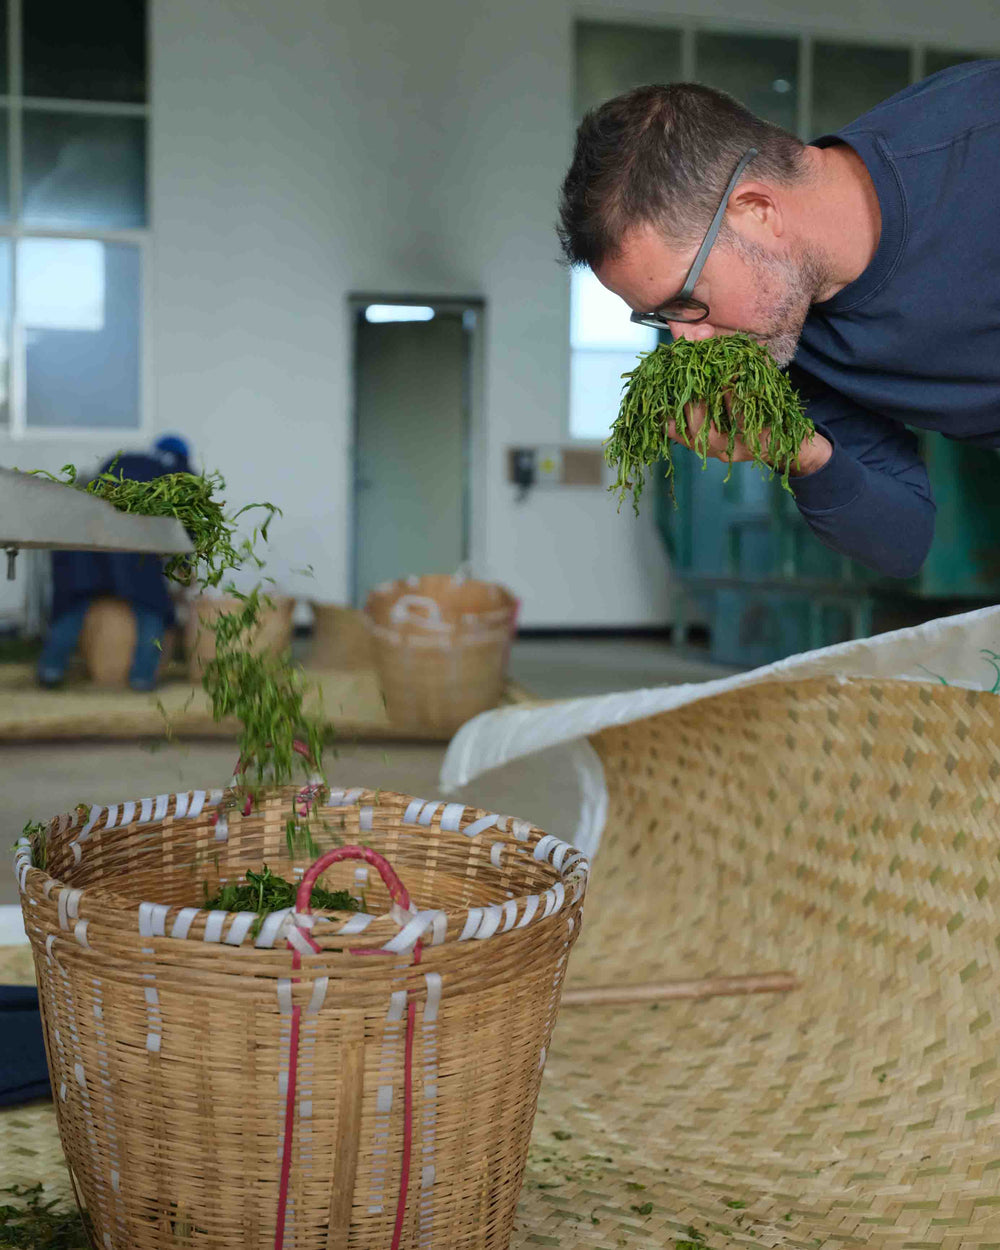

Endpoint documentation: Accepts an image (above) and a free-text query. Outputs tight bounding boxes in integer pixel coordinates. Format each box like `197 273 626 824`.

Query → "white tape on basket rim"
137 797 153 826
202 911 227 943
458 908 483 941
381 909 447 954
79 805 102 840
170 908 199 940
224 912 258 946
138 902 169 939
462 814 499 839
153 793 170 821
254 908 292 948
336 912 376 935
472 904 504 940
516 895 539 928
173 791 190 820
439 802 465 832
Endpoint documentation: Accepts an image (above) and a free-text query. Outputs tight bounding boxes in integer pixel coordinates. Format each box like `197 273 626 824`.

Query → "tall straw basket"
79 597 174 687
308 602 375 671
365 575 519 735
184 593 295 682
14 783 586 1249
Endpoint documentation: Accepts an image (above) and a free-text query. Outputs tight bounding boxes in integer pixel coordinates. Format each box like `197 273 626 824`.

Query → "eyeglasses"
629 147 758 329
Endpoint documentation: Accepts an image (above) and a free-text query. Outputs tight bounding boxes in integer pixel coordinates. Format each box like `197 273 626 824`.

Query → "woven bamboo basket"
184 593 295 682
79 597 174 687
308 602 374 671
366 575 518 735
14 784 586 1250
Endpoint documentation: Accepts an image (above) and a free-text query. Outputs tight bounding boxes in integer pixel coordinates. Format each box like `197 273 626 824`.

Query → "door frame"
347 293 486 608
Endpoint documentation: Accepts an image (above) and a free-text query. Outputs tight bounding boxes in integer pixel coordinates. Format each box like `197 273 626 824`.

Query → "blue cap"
154 434 191 472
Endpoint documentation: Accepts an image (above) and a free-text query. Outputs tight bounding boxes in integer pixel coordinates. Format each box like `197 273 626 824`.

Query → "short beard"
726 234 828 367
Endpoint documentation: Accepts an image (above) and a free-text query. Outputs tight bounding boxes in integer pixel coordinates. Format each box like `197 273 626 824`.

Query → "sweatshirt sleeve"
789 377 935 579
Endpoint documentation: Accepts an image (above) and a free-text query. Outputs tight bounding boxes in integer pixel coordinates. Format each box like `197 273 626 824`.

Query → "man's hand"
667 396 832 478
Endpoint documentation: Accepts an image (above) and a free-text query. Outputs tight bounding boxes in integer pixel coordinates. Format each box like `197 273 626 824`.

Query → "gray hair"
557 82 807 267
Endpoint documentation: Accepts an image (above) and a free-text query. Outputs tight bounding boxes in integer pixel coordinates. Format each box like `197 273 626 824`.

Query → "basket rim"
14 784 588 958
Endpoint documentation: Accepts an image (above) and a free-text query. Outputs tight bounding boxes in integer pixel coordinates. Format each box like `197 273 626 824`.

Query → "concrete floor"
0 637 738 909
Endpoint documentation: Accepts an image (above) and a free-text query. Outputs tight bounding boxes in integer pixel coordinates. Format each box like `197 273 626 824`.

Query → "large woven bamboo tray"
7 672 1000 1246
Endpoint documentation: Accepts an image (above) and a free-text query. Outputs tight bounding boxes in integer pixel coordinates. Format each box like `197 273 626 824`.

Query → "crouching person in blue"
36 435 193 693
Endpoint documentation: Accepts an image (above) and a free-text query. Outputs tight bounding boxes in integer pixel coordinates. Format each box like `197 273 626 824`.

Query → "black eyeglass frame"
629 147 759 329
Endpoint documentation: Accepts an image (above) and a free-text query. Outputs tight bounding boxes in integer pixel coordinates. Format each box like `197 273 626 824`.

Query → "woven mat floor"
5 676 1000 1247
0 661 532 743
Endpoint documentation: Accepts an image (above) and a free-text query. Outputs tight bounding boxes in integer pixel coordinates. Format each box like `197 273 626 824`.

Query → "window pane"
0 2 8 95
0 108 9 221
21 238 141 430
0 239 11 426
924 49 989 76
575 21 682 120
811 42 911 137
23 0 146 103
22 111 147 229
695 33 799 132
570 269 655 441
570 349 638 441
571 267 656 352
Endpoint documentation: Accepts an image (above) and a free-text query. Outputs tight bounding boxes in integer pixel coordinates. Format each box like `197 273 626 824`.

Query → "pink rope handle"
274 844 419 1250
295 845 411 914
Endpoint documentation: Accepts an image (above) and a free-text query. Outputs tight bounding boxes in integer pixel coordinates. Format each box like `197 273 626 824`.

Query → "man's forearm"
790 434 935 579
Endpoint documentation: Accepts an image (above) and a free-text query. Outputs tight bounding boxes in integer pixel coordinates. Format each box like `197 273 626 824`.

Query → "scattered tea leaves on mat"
605 334 814 511
725 1200 747 1209
631 1203 654 1216
0 1184 91 1249
552 1130 573 1141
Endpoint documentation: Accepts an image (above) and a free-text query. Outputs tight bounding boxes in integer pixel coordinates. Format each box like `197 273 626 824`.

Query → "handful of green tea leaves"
203 865 360 935
606 333 814 511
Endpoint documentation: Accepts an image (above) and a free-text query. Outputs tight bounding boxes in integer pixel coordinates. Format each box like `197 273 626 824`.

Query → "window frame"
0 0 151 442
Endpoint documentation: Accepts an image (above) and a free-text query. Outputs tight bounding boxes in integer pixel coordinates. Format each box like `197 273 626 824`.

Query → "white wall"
2 0 996 627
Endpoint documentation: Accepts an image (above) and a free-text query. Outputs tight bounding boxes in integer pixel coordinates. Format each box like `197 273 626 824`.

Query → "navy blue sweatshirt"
788 60 1000 578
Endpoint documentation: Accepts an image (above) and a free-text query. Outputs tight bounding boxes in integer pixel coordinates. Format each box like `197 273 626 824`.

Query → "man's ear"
728 182 785 240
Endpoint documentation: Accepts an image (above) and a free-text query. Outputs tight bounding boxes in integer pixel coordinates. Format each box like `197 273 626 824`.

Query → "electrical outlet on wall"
535 447 563 486
506 446 604 493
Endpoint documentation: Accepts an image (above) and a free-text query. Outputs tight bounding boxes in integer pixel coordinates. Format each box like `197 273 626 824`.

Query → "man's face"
594 220 825 367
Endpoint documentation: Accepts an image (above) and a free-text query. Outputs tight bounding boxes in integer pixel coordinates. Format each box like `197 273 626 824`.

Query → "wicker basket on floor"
308 602 374 670
14 784 586 1250
366 575 518 734
79 597 174 687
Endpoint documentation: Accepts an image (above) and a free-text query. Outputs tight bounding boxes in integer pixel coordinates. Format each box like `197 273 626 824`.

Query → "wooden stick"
561 971 799 1007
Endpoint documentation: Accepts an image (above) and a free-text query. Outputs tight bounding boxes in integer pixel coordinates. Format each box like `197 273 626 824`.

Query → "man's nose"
666 321 717 341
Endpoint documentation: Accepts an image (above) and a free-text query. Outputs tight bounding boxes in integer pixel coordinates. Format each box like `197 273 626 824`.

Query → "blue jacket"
789 60 1000 578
